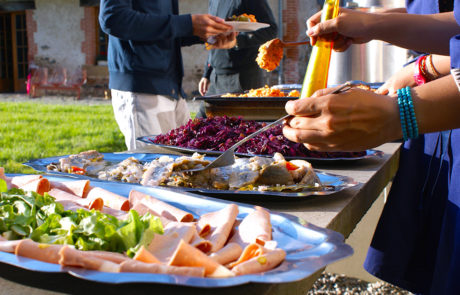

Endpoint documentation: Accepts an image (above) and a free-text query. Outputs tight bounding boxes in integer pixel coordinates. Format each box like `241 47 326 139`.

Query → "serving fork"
182 82 353 173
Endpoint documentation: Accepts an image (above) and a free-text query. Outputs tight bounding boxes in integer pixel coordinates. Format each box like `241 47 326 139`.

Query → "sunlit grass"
0 101 125 174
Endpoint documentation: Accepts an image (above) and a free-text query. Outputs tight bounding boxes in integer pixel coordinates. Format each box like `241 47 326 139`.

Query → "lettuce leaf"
0 187 164 254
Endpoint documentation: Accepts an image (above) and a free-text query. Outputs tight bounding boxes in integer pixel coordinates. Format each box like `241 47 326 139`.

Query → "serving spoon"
181 82 353 174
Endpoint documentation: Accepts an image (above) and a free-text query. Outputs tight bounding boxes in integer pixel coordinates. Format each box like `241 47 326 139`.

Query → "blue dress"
363 1 460 294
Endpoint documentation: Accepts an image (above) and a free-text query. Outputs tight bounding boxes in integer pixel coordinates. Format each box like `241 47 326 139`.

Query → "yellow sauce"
300 0 340 98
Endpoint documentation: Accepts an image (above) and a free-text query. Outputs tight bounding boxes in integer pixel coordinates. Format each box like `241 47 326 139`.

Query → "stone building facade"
0 0 319 97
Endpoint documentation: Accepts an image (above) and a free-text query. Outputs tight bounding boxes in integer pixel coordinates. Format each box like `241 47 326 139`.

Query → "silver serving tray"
1 174 353 288
23 153 358 199
136 136 384 162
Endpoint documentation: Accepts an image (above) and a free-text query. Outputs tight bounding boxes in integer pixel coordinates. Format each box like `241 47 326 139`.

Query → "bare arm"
282 75 460 151
307 9 459 55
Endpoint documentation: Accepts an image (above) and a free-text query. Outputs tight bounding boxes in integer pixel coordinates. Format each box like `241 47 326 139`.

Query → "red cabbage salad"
153 116 366 159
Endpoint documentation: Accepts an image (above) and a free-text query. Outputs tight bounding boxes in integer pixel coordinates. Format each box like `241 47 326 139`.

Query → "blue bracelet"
397 88 409 141
397 87 419 141
403 87 419 138
401 90 415 139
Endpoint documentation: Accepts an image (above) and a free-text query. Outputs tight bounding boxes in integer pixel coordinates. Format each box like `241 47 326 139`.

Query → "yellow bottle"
300 0 340 98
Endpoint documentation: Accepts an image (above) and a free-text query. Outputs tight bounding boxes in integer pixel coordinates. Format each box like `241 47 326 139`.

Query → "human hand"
306 8 375 51
191 14 232 40
206 32 238 49
199 78 210 96
283 86 401 151
377 63 417 95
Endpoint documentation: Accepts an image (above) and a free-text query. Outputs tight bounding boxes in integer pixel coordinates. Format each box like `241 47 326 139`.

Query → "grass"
0 101 126 174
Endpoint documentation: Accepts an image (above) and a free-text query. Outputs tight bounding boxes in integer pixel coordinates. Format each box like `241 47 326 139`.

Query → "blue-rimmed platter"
136 136 384 162
23 153 358 200
1 174 353 290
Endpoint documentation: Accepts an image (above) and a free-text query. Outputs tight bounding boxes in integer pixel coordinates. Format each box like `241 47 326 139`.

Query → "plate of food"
0 171 353 290
23 151 358 199
137 116 382 161
224 13 270 32
225 21 270 32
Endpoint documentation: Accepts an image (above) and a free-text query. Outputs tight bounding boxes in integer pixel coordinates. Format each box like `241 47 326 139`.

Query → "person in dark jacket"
99 0 236 150
196 0 278 117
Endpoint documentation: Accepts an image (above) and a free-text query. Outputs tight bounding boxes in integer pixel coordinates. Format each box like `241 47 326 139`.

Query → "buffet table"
0 142 401 295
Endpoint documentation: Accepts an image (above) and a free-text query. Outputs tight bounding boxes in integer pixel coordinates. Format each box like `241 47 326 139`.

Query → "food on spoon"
228 13 257 22
222 85 299 97
256 38 284 71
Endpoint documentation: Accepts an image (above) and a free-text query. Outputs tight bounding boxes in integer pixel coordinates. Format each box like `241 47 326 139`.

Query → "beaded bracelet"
397 87 419 141
403 87 419 138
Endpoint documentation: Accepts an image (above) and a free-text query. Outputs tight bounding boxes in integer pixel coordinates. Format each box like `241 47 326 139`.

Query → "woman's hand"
283 86 401 151
306 8 377 51
377 63 417 95
199 78 210 96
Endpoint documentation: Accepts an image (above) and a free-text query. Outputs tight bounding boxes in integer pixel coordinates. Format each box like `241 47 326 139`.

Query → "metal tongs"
182 82 353 173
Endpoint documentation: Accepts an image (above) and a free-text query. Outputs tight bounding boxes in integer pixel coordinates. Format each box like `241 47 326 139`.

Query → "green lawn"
0 101 126 174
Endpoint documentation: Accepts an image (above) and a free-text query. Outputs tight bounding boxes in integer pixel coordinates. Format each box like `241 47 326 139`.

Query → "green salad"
0 179 163 256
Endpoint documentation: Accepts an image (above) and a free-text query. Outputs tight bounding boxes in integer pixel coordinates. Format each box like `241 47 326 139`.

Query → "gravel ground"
308 272 412 295
1 93 412 295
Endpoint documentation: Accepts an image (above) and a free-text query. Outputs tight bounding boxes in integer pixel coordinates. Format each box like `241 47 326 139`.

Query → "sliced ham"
49 180 90 198
131 202 172 227
229 206 272 247
168 239 233 278
231 248 286 276
78 249 130 264
227 243 266 269
47 188 103 211
10 174 42 188
119 260 205 277
101 206 129 220
18 178 50 195
190 230 212 253
133 246 160 264
147 222 196 263
87 186 129 211
129 190 193 222
0 239 23 253
196 204 239 253
15 239 63 264
210 243 243 265
58 200 90 212
59 246 120 272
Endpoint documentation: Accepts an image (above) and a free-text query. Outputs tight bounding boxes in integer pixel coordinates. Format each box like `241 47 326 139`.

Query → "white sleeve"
451 68 460 92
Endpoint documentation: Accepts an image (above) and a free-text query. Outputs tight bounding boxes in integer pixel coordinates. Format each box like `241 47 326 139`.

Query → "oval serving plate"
23 152 358 200
136 136 384 162
1 174 353 290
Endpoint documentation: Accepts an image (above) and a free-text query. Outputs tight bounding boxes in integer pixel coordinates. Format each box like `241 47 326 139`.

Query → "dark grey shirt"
203 0 278 78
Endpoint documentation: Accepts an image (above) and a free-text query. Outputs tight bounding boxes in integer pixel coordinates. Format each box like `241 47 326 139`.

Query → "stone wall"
31 0 85 70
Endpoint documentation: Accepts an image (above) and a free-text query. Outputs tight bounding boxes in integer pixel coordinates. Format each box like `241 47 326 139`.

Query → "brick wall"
25 9 37 64
282 0 300 83
81 6 97 65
